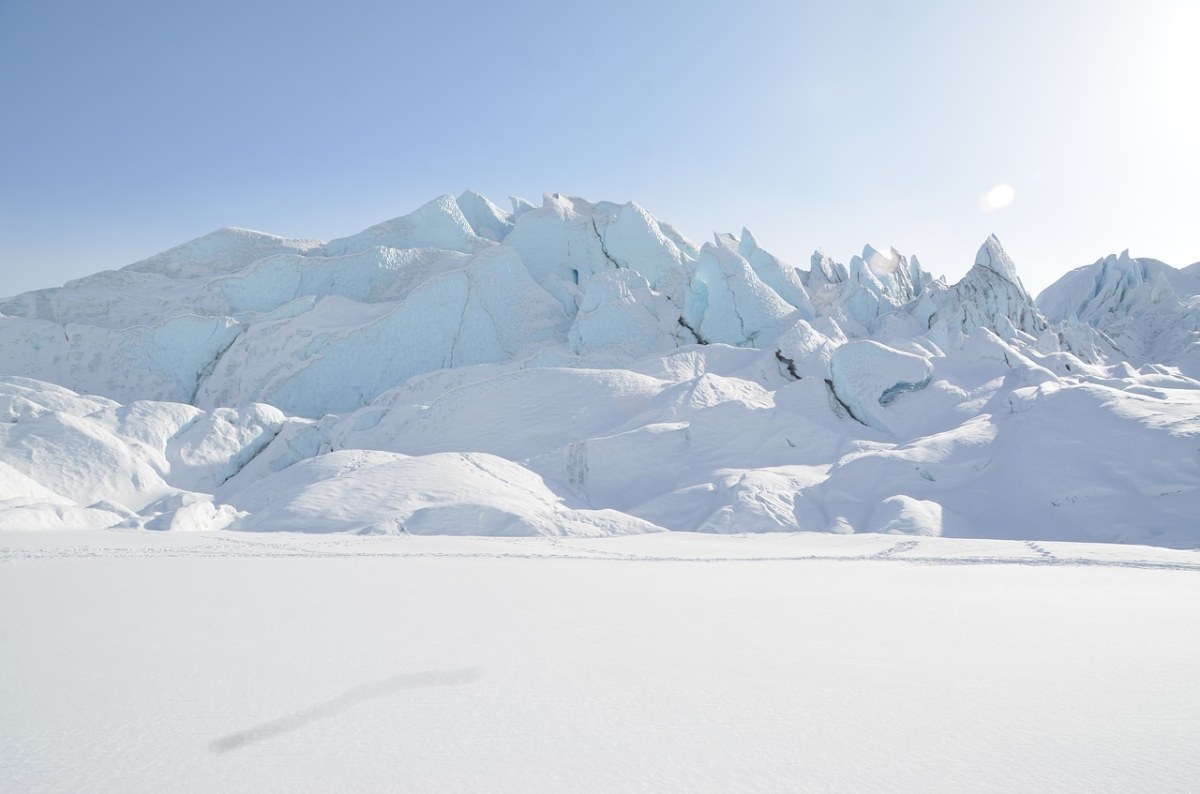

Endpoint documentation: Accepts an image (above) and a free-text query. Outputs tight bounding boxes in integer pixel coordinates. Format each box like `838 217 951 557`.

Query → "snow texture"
2 531 1198 792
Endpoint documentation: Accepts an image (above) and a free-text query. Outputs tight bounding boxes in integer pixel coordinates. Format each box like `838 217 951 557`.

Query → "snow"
683 239 796 345
828 340 933 433
0 192 1198 549
5 191 1200 793
0 313 244 404
226 449 660 536
568 269 680 357
1036 251 1200 374
323 195 489 257
866 493 948 535
931 236 1046 345
2 530 1198 792
123 227 323 279
454 190 514 242
193 248 566 417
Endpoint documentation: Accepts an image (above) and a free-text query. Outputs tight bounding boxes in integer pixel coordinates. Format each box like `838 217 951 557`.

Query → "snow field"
2 531 1197 793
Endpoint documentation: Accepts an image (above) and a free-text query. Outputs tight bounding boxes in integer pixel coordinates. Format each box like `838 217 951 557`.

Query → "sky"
1 0 1197 298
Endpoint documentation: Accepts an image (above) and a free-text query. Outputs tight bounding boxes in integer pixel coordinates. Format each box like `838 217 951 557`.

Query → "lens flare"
980 183 1015 212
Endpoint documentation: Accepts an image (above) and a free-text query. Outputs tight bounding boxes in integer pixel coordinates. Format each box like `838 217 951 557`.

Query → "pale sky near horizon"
1 0 1197 298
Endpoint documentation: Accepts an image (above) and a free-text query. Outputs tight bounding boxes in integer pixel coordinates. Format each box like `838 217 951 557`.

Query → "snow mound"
227 449 662 536
829 341 933 433
867 495 947 536
0 377 292 529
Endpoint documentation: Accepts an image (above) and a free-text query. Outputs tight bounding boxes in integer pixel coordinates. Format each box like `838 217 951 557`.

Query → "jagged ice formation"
1 192 1198 546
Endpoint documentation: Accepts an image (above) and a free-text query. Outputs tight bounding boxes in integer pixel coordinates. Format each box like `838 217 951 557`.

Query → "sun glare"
979 183 1015 212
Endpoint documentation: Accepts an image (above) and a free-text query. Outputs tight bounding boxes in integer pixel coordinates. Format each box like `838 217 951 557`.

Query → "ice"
931 235 1047 345
210 246 472 314
123 227 323 279
682 239 796 345
0 313 244 405
323 195 489 257
1 192 1199 547
454 190 514 242
7 187 1200 794
568 269 680 357
194 248 565 417
501 193 623 312
828 340 933 433
600 202 695 291
1037 250 1200 374
736 228 814 316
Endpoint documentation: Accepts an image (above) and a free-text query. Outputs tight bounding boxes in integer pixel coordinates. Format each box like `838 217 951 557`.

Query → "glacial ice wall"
1 192 1198 546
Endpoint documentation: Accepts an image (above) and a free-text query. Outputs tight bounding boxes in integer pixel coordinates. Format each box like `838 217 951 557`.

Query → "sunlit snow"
3 192 1200 791
2 192 1197 546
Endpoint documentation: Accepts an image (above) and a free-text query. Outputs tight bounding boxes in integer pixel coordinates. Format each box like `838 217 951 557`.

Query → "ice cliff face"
0 194 1094 414
930 235 1047 346
1037 250 1200 371
1 192 1198 546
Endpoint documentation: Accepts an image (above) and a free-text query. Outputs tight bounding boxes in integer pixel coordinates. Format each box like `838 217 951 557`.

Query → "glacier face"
1 192 1198 546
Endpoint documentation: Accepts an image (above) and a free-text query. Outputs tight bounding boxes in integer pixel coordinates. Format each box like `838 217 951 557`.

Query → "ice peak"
973 235 1021 284
929 234 1045 342
738 228 759 258
809 250 847 285
509 195 536 216
456 190 514 242
863 245 902 277
713 231 740 250
324 195 486 257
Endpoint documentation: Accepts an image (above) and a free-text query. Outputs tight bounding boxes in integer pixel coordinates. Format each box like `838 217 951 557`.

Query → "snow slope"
1 192 1198 546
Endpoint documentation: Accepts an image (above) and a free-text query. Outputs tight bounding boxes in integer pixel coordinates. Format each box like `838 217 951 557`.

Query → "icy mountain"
1037 250 1200 373
2 192 1198 546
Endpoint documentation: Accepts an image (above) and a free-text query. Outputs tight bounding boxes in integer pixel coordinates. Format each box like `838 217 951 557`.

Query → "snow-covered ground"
3 531 1198 792
3 193 1199 789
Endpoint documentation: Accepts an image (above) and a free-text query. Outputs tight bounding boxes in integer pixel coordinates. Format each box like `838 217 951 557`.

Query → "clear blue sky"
1 0 1197 297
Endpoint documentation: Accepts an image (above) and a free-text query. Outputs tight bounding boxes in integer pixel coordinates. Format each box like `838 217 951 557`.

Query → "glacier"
2 192 1198 546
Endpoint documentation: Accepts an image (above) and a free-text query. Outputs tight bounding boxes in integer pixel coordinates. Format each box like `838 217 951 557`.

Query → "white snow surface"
1 193 1199 546
2 531 1199 792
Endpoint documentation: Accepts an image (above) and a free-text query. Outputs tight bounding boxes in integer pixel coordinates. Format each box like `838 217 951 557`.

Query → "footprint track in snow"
1025 541 1054 560
4 536 1200 573
875 539 921 558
